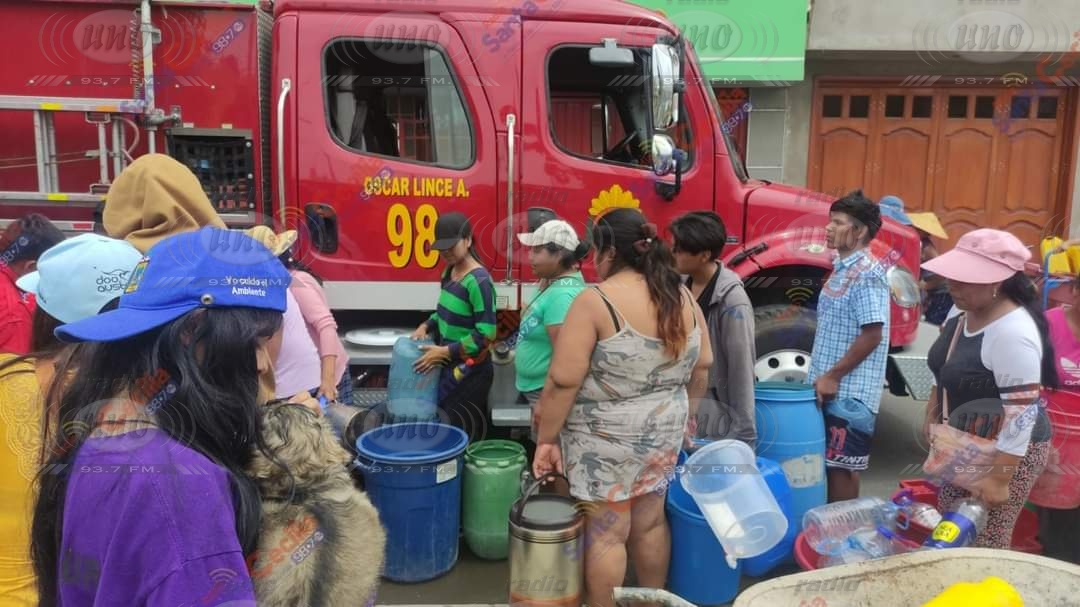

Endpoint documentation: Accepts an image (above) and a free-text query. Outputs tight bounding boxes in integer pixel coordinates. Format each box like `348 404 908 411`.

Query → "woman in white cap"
922 228 1057 548
515 220 587 434
0 234 142 606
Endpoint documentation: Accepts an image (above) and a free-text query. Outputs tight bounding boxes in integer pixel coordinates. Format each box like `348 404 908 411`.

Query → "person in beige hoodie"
101 154 321 404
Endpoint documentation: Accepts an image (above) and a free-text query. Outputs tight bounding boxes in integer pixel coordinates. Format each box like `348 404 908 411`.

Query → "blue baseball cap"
878 195 912 225
56 227 291 343
16 234 144 324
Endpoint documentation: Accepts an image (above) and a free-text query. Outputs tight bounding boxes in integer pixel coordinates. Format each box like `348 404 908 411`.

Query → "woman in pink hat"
922 228 1058 548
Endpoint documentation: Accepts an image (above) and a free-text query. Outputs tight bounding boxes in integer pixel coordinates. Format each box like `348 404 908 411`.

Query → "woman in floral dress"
533 207 712 607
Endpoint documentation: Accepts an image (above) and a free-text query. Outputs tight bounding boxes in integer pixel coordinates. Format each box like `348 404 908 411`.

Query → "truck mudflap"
887 353 935 401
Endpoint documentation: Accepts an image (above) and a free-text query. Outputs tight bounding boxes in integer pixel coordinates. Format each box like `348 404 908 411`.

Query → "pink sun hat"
922 228 1030 284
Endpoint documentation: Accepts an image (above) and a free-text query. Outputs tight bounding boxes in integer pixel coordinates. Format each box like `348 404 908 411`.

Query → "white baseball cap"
517 219 580 251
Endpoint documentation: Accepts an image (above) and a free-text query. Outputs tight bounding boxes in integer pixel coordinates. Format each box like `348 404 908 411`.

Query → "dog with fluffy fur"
247 401 385 607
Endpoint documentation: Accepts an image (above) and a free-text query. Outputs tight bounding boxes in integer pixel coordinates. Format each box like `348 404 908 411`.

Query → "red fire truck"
0 0 925 425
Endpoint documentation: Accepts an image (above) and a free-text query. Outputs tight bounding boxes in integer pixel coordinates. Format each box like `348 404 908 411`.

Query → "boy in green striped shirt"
412 213 496 440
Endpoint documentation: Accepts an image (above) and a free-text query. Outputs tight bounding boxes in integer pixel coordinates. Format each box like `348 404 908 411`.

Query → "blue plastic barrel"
740 456 798 577
388 337 439 420
355 422 469 582
754 382 827 530
666 452 742 605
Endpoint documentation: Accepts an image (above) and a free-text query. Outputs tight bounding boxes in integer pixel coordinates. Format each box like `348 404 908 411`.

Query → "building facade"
627 0 1080 247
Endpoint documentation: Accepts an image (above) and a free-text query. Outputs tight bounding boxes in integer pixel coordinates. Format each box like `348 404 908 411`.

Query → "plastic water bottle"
923 499 987 549
388 337 439 419
851 526 909 558
893 489 943 532
820 525 910 567
802 497 898 556
820 546 871 568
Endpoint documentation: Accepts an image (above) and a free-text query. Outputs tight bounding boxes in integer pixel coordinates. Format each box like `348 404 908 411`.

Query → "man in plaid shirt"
808 190 890 502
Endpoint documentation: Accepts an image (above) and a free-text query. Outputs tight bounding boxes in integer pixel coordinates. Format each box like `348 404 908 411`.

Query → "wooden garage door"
809 84 1077 248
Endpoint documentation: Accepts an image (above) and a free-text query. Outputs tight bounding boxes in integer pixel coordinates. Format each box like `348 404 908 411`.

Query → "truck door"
293 13 498 309
520 22 714 274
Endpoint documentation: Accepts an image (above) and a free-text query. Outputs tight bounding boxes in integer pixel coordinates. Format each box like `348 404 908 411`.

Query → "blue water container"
388 337 439 419
740 456 798 577
355 422 469 582
754 382 827 531
667 452 742 605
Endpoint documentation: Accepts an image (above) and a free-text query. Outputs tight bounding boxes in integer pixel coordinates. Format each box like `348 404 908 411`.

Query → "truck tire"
753 304 816 383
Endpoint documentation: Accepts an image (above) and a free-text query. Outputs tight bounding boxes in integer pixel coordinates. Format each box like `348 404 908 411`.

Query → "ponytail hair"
1000 272 1059 389
591 208 687 357
278 251 323 285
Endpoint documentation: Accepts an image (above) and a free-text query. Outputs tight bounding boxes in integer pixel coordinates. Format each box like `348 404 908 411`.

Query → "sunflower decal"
589 184 641 218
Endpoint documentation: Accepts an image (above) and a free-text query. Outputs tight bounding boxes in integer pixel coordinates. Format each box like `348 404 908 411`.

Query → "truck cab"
274 0 923 422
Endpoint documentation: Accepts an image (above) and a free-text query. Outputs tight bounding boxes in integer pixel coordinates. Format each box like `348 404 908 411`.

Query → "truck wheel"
753 304 816 383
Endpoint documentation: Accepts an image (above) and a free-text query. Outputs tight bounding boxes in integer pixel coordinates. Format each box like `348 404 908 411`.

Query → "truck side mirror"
651 43 680 130
589 38 634 67
652 134 677 177
652 134 684 201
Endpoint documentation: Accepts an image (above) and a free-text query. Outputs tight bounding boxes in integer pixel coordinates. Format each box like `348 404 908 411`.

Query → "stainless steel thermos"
508 474 584 607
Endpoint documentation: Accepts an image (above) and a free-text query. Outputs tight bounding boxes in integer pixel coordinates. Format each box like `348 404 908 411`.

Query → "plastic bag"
922 424 998 493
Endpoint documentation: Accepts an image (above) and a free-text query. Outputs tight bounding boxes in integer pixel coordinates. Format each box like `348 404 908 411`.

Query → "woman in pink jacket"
250 227 351 404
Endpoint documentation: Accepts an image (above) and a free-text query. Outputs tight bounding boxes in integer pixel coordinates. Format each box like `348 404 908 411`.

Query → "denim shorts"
824 397 877 471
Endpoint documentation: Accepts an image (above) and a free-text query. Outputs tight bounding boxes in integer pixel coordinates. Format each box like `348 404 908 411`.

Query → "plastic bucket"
667 454 743 604
740 456 798 577
355 422 469 582
463 440 526 560
1030 391 1080 509
754 382 827 529
681 440 788 565
794 531 920 571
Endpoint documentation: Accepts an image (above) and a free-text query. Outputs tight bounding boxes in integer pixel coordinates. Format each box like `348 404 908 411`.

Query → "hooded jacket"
102 154 225 252
101 154 320 400
695 264 757 447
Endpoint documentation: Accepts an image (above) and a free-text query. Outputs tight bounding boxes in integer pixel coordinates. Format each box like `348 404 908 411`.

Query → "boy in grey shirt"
670 211 757 447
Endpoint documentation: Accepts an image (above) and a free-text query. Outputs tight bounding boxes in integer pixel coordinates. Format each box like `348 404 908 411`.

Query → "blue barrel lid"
756 381 814 392
755 380 815 402
356 422 469 465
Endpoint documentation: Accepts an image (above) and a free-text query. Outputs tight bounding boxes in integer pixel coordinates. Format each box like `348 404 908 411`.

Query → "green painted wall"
631 0 807 83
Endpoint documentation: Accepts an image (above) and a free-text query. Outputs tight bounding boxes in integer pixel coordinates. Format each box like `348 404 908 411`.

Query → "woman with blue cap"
29 227 290 606
0 234 142 606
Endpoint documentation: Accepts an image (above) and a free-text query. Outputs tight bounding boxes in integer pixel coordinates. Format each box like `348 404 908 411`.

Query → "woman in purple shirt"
31 227 290 607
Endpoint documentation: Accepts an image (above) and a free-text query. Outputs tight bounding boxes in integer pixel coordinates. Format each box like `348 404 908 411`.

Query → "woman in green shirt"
515 220 587 435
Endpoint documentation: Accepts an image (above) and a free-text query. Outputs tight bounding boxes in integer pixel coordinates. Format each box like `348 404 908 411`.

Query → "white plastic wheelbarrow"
612 587 697 607
733 548 1080 607
615 548 1080 607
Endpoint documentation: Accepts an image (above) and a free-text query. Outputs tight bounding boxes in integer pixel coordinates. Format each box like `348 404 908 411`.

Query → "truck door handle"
276 78 292 226
305 203 338 254
504 113 516 283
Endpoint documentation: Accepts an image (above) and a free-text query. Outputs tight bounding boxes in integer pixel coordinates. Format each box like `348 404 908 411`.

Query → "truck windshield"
689 46 750 182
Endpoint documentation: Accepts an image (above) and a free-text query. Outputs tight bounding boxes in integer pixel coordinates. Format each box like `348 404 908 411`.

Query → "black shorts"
824 397 876 471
